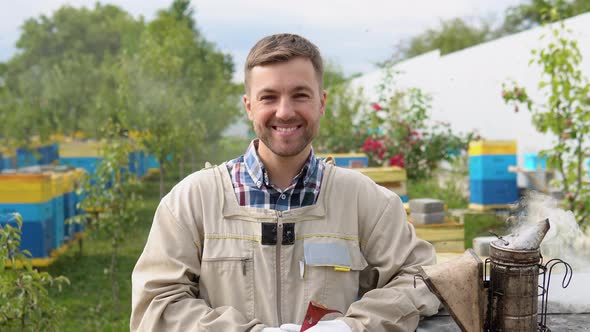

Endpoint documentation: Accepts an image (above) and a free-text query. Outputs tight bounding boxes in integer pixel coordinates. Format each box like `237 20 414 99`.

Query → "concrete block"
472 236 496 256
411 211 445 225
409 198 445 213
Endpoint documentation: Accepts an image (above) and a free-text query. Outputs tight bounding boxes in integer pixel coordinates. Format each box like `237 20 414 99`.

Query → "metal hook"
488 231 509 246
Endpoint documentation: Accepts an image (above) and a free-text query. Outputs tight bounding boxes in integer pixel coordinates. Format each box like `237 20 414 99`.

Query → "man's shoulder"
328 164 397 199
165 165 221 200
329 164 376 186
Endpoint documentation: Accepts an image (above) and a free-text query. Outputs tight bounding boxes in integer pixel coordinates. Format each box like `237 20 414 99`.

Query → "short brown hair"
244 33 324 94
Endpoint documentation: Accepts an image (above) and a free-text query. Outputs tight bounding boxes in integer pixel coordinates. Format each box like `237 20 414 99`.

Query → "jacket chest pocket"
303 238 368 314
200 241 255 320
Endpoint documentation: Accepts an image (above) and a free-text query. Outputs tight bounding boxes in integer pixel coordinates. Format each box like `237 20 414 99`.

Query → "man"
131 33 439 332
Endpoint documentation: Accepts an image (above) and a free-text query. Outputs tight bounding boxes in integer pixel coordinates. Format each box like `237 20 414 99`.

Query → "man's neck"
257 144 311 191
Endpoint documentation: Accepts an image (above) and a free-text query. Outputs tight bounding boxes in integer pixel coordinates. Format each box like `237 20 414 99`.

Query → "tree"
385 0 590 65
502 12 590 228
124 4 239 195
385 18 492 65
0 213 69 331
77 120 142 313
2 3 144 138
498 0 590 35
314 63 366 153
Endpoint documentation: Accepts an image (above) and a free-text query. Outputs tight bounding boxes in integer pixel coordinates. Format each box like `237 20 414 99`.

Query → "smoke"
513 191 590 271
511 192 590 314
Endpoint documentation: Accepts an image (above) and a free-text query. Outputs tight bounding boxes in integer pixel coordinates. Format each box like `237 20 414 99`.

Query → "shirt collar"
243 139 318 189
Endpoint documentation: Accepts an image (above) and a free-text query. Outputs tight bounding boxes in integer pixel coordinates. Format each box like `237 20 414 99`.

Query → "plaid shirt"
226 140 324 211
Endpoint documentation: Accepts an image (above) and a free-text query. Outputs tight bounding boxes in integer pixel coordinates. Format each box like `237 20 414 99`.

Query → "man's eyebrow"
256 88 278 97
255 86 314 97
291 86 314 94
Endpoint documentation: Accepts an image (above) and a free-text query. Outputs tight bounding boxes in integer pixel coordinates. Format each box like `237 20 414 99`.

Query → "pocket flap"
202 236 252 260
303 238 368 271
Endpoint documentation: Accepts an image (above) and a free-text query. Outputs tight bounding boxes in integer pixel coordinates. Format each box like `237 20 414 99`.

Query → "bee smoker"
416 218 572 332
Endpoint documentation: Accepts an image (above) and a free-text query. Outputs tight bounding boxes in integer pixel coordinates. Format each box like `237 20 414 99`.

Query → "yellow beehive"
357 166 407 182
59 171 78 194
59 140 102 157
0 174 53 203
468 140 517 156
49 173 66 197
357 167 408 196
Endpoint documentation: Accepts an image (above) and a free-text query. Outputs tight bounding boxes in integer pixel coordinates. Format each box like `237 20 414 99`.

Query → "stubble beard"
255 121 319 158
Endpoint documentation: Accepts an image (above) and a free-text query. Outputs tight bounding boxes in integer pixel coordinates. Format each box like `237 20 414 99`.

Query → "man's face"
244 57 326 160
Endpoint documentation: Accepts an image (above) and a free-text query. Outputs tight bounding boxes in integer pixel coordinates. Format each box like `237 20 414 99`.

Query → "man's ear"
243 94 253 120
319 90 327 116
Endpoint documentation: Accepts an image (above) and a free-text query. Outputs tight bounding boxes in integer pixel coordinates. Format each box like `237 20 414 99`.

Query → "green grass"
46 173 176 331
43 145 243 331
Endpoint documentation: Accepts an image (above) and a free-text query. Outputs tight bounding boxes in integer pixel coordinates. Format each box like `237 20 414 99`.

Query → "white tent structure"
351 12 590 162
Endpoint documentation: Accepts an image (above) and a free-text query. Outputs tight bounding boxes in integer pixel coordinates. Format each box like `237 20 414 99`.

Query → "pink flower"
389 153 405 168
371 103 382 111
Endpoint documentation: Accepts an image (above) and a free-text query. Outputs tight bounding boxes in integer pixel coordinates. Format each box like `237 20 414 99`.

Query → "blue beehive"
0 219 53 258
49 173 66 249
63 191 76 240
59 156 102 175
469 155 517 180
16 148 37 168
2 154 13 170
524 153 547 170
0 201 53 222
470 179 519 205
468 140 518 206
1 173 55 257
147 154 160 170
138 150 147 177
36 145 49 165
51 143 59 164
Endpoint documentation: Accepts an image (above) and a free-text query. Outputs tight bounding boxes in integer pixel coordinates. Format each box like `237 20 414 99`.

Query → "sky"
0 0 527 81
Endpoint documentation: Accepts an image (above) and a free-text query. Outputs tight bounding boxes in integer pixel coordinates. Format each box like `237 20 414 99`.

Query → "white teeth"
275 127 297 132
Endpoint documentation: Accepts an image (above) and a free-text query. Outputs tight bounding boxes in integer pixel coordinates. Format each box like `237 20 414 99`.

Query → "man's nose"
275 98 296 120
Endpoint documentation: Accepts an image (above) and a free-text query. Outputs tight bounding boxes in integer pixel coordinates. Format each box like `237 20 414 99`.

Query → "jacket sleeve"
130 198 265 332
338 190 440 332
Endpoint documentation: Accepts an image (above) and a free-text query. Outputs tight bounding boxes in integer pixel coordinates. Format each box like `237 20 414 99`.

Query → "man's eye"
260 95 275 101
294 94 310 99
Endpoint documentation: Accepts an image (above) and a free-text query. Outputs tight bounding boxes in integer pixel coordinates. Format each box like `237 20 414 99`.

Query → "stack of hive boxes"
146 154 160 174
50 172 65 250
0 166 87 260
59 139 148 179
0 149 11 171
58 167 87 239
468 140 518 210
357 166 408 202
409 198 445 224
0 173 55 258
58 140 103 175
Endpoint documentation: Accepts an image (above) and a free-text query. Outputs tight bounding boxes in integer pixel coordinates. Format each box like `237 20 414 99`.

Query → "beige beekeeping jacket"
131 163 440 332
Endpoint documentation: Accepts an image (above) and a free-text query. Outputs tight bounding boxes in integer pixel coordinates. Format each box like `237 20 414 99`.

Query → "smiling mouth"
272 125 302 132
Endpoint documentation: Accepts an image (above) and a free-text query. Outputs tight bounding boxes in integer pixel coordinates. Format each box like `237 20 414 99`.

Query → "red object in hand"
300 301 341 331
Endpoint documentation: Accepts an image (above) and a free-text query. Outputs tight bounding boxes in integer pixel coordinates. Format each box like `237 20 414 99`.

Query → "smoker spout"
504 218 550 250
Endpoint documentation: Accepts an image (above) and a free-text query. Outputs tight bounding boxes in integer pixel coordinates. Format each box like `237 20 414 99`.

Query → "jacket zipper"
276 210 283 325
